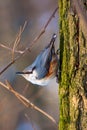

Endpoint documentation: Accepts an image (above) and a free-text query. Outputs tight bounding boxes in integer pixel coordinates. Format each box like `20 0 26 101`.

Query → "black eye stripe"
23 66 36 74
32 66 36 71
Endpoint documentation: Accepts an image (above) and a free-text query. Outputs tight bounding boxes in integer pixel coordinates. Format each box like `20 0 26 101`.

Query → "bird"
16 34 59 86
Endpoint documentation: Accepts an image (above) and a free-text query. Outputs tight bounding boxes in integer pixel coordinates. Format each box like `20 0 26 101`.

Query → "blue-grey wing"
32 45 53 79
35 66 48 79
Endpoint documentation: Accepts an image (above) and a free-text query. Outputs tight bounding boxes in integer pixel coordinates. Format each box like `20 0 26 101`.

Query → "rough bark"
59 0 87 130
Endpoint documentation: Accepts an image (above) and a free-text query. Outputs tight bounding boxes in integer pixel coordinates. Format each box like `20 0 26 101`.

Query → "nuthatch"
16 34 59 86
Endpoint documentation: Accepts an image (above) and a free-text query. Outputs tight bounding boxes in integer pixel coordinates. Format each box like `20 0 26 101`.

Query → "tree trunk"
59 0 87 130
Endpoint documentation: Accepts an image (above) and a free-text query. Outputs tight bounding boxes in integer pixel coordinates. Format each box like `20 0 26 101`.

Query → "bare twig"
0 21 27 56
12 21 27 60
0 7 58 75
29 7 58 49
0 80 57 125
0 43 24 54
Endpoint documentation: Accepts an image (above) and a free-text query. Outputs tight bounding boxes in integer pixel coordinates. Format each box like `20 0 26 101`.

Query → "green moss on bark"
59 0 70 129
59 0 87 130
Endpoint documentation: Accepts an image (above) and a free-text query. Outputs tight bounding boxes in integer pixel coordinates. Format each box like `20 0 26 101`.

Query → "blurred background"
0 0 59 130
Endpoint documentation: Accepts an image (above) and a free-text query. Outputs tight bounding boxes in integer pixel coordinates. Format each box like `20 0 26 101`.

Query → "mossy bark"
59 0 87 130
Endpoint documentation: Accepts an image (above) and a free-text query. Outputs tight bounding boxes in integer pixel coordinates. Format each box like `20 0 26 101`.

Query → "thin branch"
0 80 57 125
12 21 27 60
29 7 58 48
0 7 58 75
0 43 24 54
0 21 27 56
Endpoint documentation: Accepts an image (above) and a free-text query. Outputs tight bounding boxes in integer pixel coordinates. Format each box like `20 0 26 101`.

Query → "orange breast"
46 56 58 78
